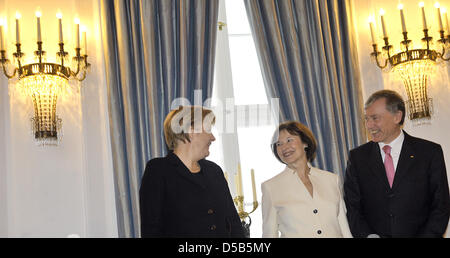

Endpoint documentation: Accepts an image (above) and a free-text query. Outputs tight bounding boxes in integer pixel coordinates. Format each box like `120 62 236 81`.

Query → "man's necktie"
383 145 395 188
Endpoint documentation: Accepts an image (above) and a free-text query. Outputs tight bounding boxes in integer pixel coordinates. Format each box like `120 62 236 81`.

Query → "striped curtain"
244 0 366 177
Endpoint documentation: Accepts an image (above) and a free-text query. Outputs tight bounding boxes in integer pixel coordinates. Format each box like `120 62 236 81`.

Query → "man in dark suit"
344 90 450 238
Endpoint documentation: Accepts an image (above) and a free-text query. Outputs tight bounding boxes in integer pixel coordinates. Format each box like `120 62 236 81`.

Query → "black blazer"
344 131 450 238
139 152 245 238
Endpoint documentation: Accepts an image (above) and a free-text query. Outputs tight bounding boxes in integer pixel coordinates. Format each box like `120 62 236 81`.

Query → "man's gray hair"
365 90 406 125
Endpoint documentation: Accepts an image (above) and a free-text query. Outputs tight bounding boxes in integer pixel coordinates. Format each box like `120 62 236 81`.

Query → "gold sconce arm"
77 55 90 81
438 47 450 61
0 50 18 79
370 44 389 69
436 30 450 61
70 48 90 81
233 196 259 220
70 48 83 76
1 65 17 79
1 62 17 79
218 21 226 31
248 201 259 215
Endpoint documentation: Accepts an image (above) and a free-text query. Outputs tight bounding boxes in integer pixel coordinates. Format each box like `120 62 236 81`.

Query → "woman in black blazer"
139 106 244 238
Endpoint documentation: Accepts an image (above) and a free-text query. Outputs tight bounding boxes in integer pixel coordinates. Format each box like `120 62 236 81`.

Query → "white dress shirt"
261 166 353 238
378 130 404 171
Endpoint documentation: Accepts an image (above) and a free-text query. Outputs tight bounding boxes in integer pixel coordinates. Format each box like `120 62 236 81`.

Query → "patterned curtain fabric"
100 0 219 237
244 0 366 177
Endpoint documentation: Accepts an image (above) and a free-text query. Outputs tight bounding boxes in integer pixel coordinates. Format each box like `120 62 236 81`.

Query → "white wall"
0 0 117 237
0 70 9 237
353 0 450 237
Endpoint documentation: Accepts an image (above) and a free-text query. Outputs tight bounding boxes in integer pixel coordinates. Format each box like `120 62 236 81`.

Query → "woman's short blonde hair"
163 106 215 150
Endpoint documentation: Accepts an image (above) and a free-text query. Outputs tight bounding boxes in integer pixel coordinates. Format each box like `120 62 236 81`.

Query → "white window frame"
210 0 284 238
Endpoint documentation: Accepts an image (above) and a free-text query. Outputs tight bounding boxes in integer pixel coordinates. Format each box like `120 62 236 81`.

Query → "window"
208 0 285 238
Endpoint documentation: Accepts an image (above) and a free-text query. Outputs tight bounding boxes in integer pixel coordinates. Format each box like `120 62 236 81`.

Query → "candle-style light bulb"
443 8 449 35
435 2 444 31
224 171 229 184
251 169 257 203
434 3 444 31
379 9 387 38
419 2 428 30
398 3 407 33
36 11 42 42
368 16 376 44
15 12 21 44
234 174 241 197
56 12 63 43
0 19 5 51
237 163 243 197
74 18 80 48
81 25 87 55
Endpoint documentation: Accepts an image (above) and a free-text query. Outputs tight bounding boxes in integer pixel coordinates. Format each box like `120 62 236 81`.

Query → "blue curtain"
100 0 219 237
244 0 366 177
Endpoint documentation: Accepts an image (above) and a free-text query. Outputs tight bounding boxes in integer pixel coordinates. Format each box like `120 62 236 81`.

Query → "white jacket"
261 166 352 238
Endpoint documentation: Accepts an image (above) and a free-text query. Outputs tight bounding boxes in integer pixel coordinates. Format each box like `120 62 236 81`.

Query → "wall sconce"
0 11 89 145
369 2 449 124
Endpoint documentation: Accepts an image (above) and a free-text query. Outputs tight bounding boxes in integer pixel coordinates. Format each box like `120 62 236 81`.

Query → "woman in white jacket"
261 121 352 238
